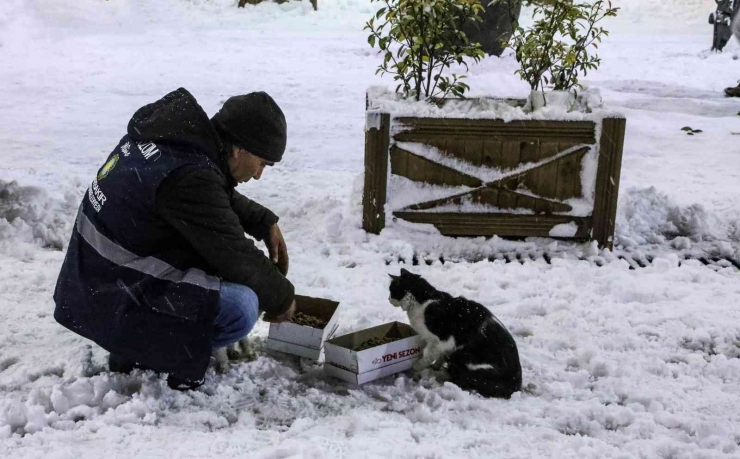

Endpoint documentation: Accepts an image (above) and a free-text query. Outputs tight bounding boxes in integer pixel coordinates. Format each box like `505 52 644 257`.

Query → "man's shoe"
110 353 202 391
725 81 740 98
166 375 204 391
108 353 138 374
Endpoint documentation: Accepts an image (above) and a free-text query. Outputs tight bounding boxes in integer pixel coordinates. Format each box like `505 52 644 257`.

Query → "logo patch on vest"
97 154 119 181
137 141 161 161
120 141 131 157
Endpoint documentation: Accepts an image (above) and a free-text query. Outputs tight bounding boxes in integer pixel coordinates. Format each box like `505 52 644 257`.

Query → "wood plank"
502 176 523 192
510 189 572 213
530 195 547 213
490 145 591 196
555 146 579 200
464 139 484 165
393 212 592 238
558 140 582 200
592 117 626 248
362 113 391 234
515 193 537 211
537 141 562 162
430 138 448 155
396 132 595 145
406 153 426 182
533 143 560 201
521 169 538 193
558 141 578 151
390 146 482 187
498 187 518 209
476 187 501 207
406 189 476 211
501 141 521 170
405 187 571 213
519 140 539 164
390 145 408 177
393 118 597 144
424 157 445 184
482 139 503 168
565 142 583 199
537 196 571 213
520 140 540 192
442 166 459 186
445 138 466 162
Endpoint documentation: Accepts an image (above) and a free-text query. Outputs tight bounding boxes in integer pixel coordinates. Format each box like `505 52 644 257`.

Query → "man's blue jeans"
213 282 259 349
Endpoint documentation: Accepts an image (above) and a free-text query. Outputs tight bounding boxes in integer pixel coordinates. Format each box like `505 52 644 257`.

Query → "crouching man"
53 88 296 389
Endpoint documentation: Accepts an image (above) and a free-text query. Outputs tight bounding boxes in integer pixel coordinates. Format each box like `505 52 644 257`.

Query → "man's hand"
263 299 296 323
266 223 289 276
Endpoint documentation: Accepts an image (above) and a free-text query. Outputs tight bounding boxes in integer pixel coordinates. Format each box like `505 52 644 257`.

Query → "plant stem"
536 2 567 90
561 2 597 89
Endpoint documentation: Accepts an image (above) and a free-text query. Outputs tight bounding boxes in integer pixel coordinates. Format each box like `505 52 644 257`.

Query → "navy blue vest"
54 136 223 381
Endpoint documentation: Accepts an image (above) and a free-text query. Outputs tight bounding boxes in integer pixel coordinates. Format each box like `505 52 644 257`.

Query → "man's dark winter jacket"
53 88 294 381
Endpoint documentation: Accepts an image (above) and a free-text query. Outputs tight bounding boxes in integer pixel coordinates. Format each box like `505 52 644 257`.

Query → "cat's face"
388 268 433 311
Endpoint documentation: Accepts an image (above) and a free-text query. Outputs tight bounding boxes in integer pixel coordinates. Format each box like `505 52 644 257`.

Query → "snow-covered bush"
364 0 486 101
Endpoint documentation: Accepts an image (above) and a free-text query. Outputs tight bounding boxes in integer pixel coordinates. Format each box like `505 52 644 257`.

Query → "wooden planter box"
362 104 626 248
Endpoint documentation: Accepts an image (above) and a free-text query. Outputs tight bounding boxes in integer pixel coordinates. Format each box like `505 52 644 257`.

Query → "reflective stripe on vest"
76 208 220 291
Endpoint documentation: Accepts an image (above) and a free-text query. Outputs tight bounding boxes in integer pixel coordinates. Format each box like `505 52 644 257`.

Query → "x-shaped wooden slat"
393 143 592 214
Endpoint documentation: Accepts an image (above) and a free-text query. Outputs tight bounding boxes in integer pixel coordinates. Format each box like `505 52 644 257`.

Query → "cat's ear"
388 273 399 280
400 268 412 276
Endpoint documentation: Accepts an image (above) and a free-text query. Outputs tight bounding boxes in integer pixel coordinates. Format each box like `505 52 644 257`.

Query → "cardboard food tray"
265 295 340 360
324 321 423 384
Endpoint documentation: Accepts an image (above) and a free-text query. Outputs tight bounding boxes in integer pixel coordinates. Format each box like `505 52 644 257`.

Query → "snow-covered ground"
1 0 739 457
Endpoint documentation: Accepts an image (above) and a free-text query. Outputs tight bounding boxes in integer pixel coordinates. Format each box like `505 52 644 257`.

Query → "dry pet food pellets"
355 336 397 351
289 312 328 329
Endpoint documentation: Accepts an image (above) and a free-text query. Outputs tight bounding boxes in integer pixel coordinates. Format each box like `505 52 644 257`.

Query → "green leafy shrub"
507 0 618 92
365 0 486 101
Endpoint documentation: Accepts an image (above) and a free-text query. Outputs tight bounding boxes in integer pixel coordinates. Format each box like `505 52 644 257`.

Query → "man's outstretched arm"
156 168 294 317
230 190 289 275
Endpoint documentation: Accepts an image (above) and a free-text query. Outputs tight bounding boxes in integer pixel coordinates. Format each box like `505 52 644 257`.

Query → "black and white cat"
389 269 522 399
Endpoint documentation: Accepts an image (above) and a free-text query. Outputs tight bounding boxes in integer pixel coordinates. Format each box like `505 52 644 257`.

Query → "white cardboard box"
265 295 340 360
324 322 423 384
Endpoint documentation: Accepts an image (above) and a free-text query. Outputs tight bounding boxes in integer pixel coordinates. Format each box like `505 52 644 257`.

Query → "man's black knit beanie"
211 92 287 163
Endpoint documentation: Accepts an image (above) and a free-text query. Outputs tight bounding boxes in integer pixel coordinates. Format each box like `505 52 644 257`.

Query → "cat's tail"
447 347 522 399
449 366 522 399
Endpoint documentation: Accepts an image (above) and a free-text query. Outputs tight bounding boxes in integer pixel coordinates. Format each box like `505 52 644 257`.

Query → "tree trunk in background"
463 0 522 57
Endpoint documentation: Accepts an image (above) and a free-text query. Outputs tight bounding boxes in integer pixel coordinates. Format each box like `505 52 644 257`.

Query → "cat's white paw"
211 347 230 374
227 337 257 362
429 358 447 371
226 342 241 360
